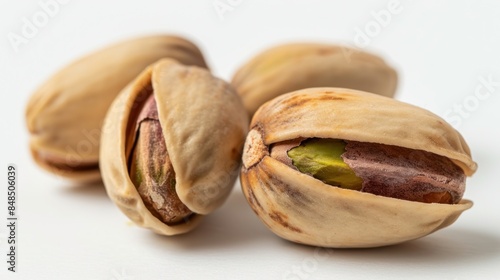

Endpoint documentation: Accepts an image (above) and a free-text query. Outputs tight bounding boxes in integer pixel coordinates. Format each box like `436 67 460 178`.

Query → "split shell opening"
240 87 476 248
100 59 248 235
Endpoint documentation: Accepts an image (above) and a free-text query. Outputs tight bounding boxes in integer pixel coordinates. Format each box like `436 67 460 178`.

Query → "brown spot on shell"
266 172 311 207
245 184 263 211
316 48 338 56
281 95 308 109
281 93 346 110
317 94 346 101
269 211 302 233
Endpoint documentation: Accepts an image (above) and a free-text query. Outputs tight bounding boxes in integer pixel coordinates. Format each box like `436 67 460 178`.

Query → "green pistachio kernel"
287 138 363 190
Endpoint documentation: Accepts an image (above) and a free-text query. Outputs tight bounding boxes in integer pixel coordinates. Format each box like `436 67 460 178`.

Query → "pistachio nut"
241 88 477 248
232 43 398 117
26 35 208 182
100 59 248 235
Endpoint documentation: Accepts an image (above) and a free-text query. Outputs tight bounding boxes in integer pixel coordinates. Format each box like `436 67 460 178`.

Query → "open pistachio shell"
241 88 476 248
232 43 398 117
100 59 248 235
26 35 208 183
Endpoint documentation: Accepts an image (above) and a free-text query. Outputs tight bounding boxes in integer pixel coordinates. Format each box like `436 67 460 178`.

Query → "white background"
1 0 500 279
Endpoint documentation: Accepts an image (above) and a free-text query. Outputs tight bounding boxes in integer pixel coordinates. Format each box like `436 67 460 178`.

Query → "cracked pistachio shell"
232 43 398 117
240 87 477 248
100 59 248 235
26 35 208 183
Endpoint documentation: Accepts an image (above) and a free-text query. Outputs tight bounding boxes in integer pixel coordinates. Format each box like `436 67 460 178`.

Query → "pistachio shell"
240 88 476 248
26 35 208 182
253 88 476 175
232 43 398 117
100 59 248 235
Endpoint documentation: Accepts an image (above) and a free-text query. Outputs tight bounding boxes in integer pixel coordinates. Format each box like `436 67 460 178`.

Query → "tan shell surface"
241 156 472 248
240 88 476 247
100 59 248 235
26 35 207 182
232 43 398 116
252 88 476 175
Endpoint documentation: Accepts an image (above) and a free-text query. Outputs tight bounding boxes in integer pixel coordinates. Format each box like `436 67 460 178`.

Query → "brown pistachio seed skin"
271 139 465 204
101 59 248 235
240 87 476 248
342 141 465 204
232 43 398 117
129 95 193 225
26 35 208 183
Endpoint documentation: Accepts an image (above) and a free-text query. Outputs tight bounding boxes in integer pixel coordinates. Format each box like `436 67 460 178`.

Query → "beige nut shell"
26 35 207 182
232 43 398 117
241 87 476 248
100 59 248 235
